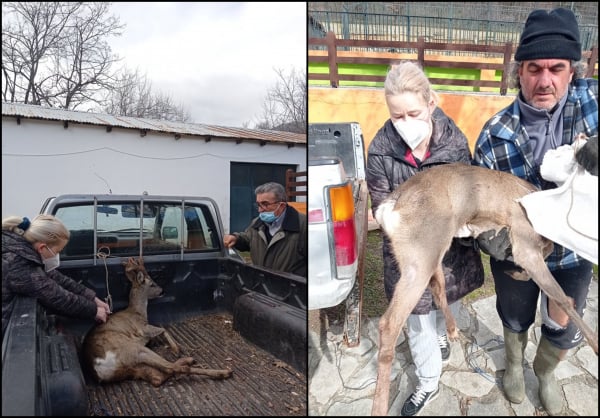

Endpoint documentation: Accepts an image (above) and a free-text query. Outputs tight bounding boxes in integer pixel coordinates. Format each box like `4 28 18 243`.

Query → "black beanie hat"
515 8 581 61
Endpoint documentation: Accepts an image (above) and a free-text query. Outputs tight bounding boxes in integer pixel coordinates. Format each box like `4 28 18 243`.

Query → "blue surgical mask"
259 211 277 223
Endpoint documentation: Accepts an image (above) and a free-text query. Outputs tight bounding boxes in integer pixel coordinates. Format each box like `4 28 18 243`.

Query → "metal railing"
309 9 598 51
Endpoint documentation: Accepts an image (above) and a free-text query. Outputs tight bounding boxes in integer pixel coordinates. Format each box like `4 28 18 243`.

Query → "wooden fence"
309 32 599 96
285 168 307 214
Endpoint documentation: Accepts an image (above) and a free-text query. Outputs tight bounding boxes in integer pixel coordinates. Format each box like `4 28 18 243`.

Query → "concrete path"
308 280 598 416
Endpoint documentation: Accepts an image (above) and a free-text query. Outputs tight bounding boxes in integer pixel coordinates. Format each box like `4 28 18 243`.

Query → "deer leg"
371 264 433 416
137 348 232 382
171 357 232 379
131 365 170 387
161 330 180 355
429 265 458 341
512 242 598 354
188 366 233 379
144 325 181 354
529 266 598 354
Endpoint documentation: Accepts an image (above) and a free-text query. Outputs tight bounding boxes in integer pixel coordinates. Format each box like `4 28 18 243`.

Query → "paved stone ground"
308 280 598 416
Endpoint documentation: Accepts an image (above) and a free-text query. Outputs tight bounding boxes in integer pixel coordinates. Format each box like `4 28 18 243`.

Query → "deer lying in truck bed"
370 161 598 416
82 257 232 386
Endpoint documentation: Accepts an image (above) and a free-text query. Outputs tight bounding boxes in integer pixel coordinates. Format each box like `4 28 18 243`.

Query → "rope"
96 246 113 312
565 140 597 240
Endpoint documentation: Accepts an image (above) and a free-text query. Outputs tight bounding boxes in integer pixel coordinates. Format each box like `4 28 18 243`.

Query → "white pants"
406 301 459 392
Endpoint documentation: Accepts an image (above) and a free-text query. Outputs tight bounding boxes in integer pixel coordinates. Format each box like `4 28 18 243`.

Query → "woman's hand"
95 306 109 323
94 297 111 322
94 296 111 313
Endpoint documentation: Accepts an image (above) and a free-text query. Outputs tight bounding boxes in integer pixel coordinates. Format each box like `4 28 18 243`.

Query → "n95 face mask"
393 119 430 150
43 252 60 272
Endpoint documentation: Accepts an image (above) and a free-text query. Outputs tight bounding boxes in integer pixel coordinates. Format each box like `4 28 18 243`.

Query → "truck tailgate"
86 312 306 416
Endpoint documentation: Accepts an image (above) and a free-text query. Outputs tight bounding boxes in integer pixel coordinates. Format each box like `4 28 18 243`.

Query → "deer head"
122 257 163 301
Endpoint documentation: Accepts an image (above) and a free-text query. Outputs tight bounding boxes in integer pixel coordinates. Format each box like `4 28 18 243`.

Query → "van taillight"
329 183 357 266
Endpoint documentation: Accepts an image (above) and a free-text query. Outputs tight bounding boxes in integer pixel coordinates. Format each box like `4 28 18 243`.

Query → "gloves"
575 135 598 176
476 227 513 261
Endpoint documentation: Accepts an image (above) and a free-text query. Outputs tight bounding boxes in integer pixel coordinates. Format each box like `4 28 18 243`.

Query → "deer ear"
135 271 145 284
123 257 136 274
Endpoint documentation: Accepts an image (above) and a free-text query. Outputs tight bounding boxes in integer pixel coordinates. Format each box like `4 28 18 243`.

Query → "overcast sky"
108 2 306 127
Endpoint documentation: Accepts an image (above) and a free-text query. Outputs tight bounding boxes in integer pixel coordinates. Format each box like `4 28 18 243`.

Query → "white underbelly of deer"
82 257 233 386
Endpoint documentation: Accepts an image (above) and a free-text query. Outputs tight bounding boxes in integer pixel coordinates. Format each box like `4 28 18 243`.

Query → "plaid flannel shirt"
472 78 598 270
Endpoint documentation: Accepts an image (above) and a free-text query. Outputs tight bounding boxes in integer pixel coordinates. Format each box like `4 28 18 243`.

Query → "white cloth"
519 141 598 265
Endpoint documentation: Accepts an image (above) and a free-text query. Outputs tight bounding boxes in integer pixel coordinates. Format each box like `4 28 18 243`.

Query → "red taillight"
328 183 357 266
333 219 356 264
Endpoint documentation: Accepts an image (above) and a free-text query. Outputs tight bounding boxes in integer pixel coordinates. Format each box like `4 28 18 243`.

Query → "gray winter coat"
2 230 98 337
233 205 307 277
366 107 484 314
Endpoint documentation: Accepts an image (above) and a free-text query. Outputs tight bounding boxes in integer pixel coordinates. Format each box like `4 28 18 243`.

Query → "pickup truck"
307 122 369 346
2 194 307 416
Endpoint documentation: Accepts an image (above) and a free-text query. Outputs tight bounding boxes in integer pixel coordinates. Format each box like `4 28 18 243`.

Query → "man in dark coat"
223 182 307 277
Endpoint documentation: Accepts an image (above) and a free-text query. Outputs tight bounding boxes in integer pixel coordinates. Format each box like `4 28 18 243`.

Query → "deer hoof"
447 328 459 341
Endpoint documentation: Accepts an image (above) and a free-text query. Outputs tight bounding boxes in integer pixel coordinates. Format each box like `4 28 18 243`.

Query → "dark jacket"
233 205 307 277
366 107 484 314
2 230 98 337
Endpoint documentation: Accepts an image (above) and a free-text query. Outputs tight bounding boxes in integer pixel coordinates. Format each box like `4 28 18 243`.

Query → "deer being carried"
82 257 232 386
371 136 598 415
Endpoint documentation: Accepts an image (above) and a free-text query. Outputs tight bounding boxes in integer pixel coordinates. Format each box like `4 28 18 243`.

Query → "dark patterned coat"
233 205 307 277
2 230 98 337
366 107 485 314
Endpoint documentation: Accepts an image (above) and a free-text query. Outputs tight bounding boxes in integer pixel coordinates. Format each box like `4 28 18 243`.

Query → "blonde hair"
384 61 439 106
2 214 70 246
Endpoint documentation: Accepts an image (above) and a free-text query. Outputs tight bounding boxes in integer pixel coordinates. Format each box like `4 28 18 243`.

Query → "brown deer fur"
371 163 598 416
82 257 232 386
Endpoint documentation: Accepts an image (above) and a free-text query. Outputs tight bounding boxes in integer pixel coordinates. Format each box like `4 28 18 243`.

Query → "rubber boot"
502 327 528 403
533 336 566 416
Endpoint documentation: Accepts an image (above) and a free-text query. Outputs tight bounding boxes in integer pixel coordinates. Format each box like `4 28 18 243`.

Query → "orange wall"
308 87 515 153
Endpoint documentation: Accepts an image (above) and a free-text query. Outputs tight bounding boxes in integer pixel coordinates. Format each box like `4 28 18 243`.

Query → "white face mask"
393 118 431 150
43 246 61 272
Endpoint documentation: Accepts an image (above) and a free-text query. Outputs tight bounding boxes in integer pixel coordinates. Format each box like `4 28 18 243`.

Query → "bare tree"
2 2 191 122
102 66 191 122
2 2 123 110
252 66 307 134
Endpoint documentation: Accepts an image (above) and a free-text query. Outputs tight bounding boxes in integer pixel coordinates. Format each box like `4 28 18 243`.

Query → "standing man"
472 8 597 415
224 182 307 277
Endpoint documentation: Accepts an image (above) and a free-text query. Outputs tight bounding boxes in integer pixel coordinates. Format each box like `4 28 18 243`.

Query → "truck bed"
85 312 306 416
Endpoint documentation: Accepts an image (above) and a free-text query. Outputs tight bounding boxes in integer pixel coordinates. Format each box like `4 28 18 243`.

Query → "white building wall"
2 117 306 233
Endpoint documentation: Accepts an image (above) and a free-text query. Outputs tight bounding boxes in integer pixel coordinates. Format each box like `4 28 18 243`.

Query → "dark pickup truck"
2 194 307 416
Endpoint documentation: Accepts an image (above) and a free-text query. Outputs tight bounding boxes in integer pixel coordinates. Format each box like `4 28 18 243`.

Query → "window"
55 201 218 259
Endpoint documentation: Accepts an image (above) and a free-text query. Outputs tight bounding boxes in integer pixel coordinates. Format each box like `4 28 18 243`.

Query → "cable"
331 336 377 391
466 336 504 386
2 146 295 161
96 246 113 312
